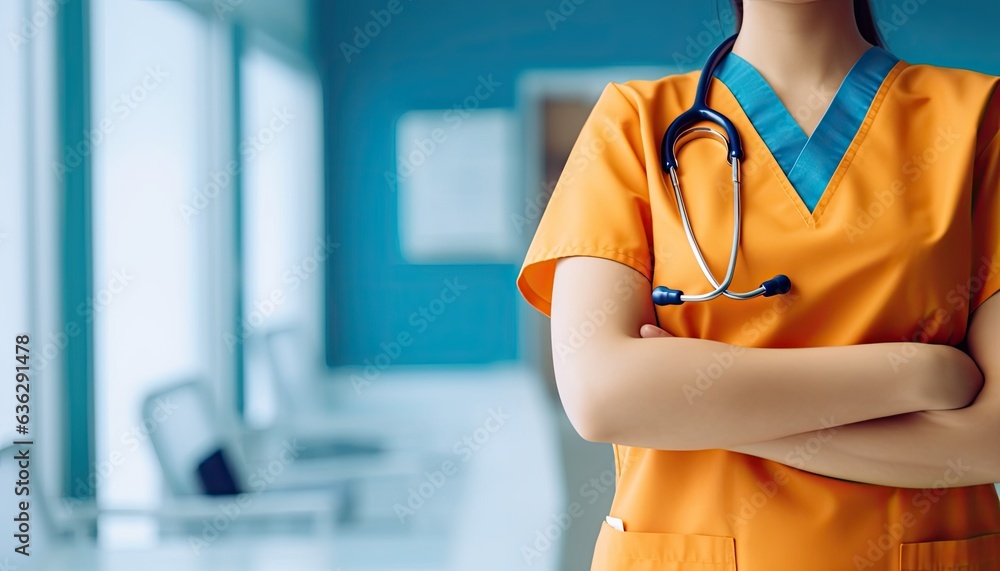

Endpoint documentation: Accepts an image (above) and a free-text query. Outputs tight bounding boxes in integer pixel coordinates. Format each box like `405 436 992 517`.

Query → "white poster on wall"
394 108 518 264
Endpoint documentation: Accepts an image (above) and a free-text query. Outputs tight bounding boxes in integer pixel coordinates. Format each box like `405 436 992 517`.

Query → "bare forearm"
561 336 935 450
729 295 1000 488
728 405 999 488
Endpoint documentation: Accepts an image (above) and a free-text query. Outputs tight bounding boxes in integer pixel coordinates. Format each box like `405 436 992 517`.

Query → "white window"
239 36 324 428
91 0 209 547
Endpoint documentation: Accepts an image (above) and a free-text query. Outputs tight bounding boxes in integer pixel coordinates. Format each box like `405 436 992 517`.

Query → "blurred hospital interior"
1 0 999 569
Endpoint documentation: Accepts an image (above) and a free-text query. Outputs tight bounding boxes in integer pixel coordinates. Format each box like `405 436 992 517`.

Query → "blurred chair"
261 327 455 526
141 380 340 531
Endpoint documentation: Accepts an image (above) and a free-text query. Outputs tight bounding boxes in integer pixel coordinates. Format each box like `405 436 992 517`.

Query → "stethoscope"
652 35 793 306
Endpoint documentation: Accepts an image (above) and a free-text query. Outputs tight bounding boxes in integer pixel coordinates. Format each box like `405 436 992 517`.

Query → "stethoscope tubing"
654 34 791 306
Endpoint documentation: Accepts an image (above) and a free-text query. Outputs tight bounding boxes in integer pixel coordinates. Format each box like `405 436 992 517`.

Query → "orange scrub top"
516 47 1000 571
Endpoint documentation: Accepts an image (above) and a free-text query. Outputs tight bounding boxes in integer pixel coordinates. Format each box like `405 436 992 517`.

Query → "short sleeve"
516 83 654 317
970 84 1000 312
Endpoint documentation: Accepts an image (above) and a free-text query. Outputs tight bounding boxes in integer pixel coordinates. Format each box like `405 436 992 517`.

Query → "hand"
916 344 984 411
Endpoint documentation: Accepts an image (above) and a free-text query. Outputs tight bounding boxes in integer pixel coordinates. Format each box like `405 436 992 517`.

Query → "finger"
640 324 672 338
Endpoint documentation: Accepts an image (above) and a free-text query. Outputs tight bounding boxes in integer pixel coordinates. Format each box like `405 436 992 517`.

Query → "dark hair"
729 0 885 48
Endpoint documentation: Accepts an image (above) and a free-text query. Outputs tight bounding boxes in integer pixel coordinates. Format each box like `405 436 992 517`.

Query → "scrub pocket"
592 521 737 571
899 532 1000 570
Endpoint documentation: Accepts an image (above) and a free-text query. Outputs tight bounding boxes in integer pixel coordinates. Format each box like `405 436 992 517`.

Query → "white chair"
140 380 340 532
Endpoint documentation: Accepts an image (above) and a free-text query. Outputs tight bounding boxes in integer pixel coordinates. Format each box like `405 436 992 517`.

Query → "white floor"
11 364 568 571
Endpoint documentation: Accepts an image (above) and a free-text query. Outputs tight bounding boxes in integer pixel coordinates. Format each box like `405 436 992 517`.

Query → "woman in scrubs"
516 0 1000 569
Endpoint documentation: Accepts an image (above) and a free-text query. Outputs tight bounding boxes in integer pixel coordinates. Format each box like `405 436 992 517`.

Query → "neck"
732 0 872 86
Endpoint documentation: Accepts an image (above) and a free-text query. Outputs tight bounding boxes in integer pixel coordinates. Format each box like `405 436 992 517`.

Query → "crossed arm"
725 297 1000 488
550 256 1000 489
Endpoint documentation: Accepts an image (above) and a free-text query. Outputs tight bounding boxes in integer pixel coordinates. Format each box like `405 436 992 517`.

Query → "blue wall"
318 0 1000 367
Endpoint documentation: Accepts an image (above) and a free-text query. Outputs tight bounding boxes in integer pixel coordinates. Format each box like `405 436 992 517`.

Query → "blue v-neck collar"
713 47 899 212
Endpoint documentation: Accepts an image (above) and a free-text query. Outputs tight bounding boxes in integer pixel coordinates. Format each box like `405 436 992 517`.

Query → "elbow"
553 349 694 448
982 418 1000 481
965 399 1000 480
944 408 1000 483
977 444 1000 485
566 406 613 444
553 361 617 444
